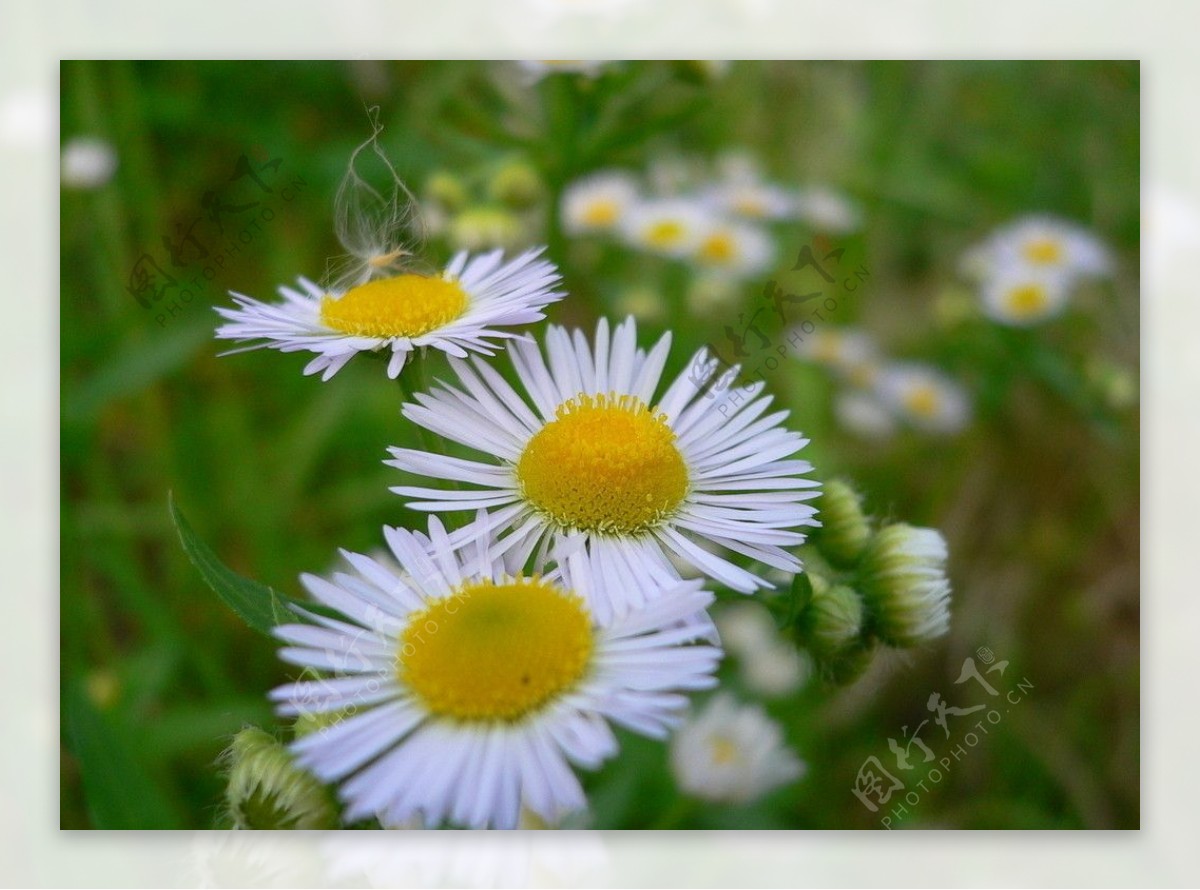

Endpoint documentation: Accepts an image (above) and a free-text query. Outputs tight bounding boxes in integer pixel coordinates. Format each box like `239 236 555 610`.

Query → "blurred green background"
60 60 1139 829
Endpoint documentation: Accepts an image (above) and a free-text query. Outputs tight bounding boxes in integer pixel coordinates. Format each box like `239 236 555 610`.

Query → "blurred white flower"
715 602 808 698
620 198 711 258
980 265 1071 326
793 326 880 386
834 389 898 440
691 219 775 278
670 693 805 804
795 186 861 233
714 601 777 653
971 214 1112 284
60 136 118 189
875 362 970 435
704 179 796 223
562 170 640 236
741 643 810 698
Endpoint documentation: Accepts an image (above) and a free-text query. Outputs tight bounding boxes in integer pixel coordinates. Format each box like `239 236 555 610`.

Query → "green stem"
394 351 442 457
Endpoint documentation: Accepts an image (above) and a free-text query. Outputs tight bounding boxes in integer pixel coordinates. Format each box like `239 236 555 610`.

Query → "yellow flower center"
645 220 687 249
711 735 739 765
516 393 690 535
1022 238 1064 266
811 332 842 364
698 232 738 264
1004 283 1050 319
582 199 619 227
732 195 767 218
319 274 468 338
904 384 941 418
398 578 593 721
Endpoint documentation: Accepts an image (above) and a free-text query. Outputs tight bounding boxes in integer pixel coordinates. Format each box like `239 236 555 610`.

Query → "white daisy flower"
792 326 880 387
388 317 820 605
562 171 640 235
795 186 861 233
214 248 563 381
270 517 721 830
620 198 712 258
60 136 117 189
874 363 970 435
976 214 1113 282
691 219 776 279
980 266 1072 326
703 179 796 222
669 693 805 804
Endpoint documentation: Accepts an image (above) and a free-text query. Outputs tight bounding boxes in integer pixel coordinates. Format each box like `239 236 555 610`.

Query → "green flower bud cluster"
422 160 546 251
221 727 338 830
793 478 953 683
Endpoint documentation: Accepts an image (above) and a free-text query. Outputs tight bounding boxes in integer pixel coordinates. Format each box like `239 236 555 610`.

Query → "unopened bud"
796 583 865 658
222 727 337 830
859 524 952 648
425 171 469 212
448 205 525 251
487 160 544 209
813 479 872 568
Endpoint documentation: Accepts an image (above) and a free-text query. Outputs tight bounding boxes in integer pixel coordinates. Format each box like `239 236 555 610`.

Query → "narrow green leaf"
65 685 183 829
787 571 815 628
168 492 301 636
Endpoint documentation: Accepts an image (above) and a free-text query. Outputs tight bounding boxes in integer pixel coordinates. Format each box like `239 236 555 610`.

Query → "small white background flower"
670 693 805 804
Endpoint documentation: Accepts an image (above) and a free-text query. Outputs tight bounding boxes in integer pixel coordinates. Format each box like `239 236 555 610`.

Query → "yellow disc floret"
399 578 593 721
1022 237 1064 266
582 199 619 228
1004 283 1050 320
645 220 686 249
904 384 941 419
319 274 468 338
517 393 690 535
698 232 737 264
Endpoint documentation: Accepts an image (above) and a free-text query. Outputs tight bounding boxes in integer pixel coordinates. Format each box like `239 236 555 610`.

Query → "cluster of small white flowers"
792 326 970 438
961 214 1113 326
560 153 861 286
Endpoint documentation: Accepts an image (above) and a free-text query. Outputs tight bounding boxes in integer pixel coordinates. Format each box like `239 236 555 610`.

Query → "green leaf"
168 492 301 636
787 571 815 627
65 685 184 829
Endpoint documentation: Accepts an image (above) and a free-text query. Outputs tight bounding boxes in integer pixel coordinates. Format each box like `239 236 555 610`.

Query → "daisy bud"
222 727 337 830
859 524 952 648
448 205 525 251
488 160 544 209
813 479 872 568
425 170 469 212
796 582 865 658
